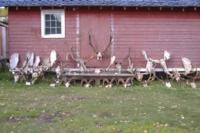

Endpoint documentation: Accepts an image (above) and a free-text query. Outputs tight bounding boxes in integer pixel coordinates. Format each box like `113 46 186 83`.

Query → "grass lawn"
0 72 199 133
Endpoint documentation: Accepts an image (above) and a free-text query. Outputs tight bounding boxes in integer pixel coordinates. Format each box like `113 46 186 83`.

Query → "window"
41 10 65 38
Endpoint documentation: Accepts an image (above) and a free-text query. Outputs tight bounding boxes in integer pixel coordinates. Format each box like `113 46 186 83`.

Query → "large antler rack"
87 32 112 62
9 50 58 85
140 50 173 87
102 35 112 55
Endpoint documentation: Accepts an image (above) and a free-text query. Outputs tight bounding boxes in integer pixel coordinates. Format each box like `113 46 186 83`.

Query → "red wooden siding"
79 10 111 67
113 11 200 67
8 8 77 66
8 8 200 68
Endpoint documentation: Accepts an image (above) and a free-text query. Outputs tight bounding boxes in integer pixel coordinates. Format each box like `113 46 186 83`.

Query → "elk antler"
126 48 134 71
106 56 116 70
88 32 98 54
142 50 149 61
87 33 112 61
102 35 112 54
69 47 78 62
125 48 131 59
85 33 98 62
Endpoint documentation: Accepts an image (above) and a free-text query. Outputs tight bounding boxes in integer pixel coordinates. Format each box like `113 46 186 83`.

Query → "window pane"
57 21 61 27
51 28 56 34
57 28 61 34
45 21 50 27
45 14 50 20
51 21 56 27
51 15 56 21
45 28 50 35
55 14 61 22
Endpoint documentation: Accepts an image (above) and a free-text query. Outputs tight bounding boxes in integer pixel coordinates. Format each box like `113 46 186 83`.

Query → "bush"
0 58 9 72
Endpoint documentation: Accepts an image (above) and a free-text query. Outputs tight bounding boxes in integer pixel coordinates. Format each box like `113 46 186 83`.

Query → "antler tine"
69 53 76 62
127 48 134 69
88 32 98 53
142 50 149 61
128 48 132 61
102 34 112 54
124 47 131 59
85 54 96 63
109 35 112 43
69 46 78 62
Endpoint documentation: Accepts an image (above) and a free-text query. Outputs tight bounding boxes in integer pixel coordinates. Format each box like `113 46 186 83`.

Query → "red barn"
1 0 200 70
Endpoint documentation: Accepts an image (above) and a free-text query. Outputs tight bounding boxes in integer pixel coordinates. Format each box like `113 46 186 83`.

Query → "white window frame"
41 10 65 38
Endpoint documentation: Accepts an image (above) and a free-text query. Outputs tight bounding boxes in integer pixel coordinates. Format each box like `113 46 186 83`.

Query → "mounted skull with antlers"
88 32 112 61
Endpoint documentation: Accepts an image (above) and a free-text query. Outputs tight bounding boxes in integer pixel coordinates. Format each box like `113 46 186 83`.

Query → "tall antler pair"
87 32 112 61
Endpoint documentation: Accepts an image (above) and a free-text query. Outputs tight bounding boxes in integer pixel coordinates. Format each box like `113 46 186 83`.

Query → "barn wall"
113 11 200 67
8 8 77 66
8 8 200 68
79 10 111 67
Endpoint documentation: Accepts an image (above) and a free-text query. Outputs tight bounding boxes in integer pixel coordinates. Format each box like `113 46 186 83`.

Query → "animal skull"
88 33 112 61
96 52 103 60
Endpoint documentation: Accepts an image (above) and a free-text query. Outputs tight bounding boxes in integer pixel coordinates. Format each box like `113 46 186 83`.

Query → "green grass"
0 72 200 133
